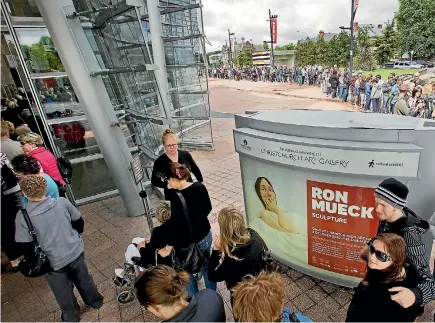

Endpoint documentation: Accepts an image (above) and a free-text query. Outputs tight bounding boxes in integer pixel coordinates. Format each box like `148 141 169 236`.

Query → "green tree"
325 35 341 67
354 25 376 71
28 43 50 71
336 30 350 68
316 35 327 65
263 41 270 51
234 48 253 67
396 0 435 58
374 20 398 65
275 43 296 51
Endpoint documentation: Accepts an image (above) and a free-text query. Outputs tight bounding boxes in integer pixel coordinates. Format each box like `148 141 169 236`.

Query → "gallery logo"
368 160 375 168
240 138 252 151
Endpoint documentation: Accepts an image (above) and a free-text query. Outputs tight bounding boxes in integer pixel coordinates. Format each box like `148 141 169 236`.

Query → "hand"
145 237 150 244
389 287 416 308
213 236 221 250
137 240 146 249
158 245 173 257
264 198 279 214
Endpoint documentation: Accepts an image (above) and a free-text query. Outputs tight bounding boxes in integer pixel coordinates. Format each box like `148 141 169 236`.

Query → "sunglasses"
367 240 391 263
20 142 26 145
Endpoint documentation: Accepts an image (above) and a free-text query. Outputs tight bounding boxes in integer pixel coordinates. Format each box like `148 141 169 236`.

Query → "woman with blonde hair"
135 265 225 322
151 129 203 200
19 132 65 185
208 207 266 294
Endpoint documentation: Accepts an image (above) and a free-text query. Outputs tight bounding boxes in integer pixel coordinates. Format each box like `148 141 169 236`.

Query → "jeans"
331 87 338 98
45 253 103 322
186 231 216 294
371 98 379 113
382 94 390 113
341 87 349 102
338 85 343 99
365 96 371 111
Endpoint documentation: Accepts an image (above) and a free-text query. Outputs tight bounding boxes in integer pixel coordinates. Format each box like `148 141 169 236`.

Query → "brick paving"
2 81 435 322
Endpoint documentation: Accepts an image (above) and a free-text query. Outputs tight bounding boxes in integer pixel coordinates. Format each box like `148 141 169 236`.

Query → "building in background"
0 0 212 215
252 50 295 67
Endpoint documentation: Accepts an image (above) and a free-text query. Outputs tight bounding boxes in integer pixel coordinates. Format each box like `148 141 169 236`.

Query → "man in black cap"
374 177 435 310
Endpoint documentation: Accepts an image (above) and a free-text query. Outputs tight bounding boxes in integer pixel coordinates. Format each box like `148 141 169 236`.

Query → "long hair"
254 177 275 208
361 233 406 285
218 207 251 262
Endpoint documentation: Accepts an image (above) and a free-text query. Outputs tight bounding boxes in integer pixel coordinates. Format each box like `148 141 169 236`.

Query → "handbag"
18 208 52 277
255 231 279 272
174 191 207 274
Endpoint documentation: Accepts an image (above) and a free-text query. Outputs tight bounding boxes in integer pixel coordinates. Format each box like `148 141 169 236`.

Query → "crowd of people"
2 124 435 322
210 65 435 119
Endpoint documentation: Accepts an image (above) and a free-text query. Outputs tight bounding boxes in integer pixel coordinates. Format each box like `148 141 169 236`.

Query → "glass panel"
5 0 41 17
15 28 66 74
71 158 116 199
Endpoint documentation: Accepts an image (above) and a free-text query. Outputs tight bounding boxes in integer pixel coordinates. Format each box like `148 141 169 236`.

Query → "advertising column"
235 128 421 285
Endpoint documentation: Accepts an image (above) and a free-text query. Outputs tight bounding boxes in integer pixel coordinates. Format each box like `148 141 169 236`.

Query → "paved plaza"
1 81 434 322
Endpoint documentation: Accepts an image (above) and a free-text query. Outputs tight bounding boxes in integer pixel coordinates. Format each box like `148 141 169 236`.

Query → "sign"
307 180 378 277
271 19 277 44
234 130 420 178
131 155 144 184
239 154 382 286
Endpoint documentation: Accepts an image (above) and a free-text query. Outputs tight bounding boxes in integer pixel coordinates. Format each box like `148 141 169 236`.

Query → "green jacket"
393 97 409 116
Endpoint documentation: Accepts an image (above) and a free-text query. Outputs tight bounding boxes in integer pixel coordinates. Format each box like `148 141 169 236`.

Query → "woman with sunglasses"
346 233 424 322
151 129 203 200
135 265 225 322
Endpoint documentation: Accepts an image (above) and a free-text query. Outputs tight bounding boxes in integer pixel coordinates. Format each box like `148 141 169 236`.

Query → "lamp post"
268 9 278 67
228 29 235 68
339 0 358 77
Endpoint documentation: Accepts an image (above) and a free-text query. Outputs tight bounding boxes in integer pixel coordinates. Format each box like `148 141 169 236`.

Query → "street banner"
271 19 277 44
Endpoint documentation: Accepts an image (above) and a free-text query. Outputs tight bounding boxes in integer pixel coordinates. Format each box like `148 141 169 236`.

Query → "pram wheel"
117 290 136 304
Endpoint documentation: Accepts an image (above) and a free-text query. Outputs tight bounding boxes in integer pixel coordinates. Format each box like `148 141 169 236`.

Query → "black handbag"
174 192 207 274
256 231 279 272
18 208 52 277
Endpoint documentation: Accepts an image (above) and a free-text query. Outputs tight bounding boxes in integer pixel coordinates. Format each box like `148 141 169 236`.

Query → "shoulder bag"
18 209 52 277
255 230 279 272
174 191 207 273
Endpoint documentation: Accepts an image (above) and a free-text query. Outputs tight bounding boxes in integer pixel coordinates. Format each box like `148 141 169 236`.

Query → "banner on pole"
271 19 277 44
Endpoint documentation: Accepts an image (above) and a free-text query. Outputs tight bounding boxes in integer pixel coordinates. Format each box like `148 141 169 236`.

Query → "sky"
202 0 399 52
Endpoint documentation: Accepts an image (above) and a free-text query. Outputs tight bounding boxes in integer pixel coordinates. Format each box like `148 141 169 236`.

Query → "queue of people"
1 126 435 322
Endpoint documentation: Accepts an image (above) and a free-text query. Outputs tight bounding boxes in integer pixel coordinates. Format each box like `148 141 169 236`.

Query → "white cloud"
202 0 399 52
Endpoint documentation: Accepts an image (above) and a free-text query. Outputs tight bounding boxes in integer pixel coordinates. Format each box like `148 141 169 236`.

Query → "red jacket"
28 147 66 185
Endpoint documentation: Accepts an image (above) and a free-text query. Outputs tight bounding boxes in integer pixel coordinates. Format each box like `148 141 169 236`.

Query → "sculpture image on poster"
241 155 380 284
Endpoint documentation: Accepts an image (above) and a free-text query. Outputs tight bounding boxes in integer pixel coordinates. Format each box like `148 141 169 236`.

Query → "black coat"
138 223 173 267
167 289 226 322
151 150 203 200
208 229 265 291
346 264 424 322
329 75 339 88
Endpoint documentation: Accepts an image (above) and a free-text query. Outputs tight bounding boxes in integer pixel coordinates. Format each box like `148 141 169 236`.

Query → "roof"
359 24 384 38
299 32 337 44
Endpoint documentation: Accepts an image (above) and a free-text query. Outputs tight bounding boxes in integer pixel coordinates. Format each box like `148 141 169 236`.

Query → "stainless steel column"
35 0 144 216
146 0 172 119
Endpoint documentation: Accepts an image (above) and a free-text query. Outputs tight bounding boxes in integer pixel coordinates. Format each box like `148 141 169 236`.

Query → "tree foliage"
396 0 435 58
234 48 253 67
354 25 376 71
263 41 270 51
374 20 398 65
22 36 65 72
275 43 296 51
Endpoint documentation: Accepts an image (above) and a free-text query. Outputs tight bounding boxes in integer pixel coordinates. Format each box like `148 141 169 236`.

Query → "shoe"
89 296 104 310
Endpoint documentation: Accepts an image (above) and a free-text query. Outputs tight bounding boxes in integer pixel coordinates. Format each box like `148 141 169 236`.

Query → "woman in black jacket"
135 265 225 322
208 207 265 295
164 162 216 294
329 70 339 98
151 129 203 200
346 233 424 322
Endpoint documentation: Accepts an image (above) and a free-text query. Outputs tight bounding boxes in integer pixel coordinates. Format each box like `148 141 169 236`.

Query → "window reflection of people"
254 177 296 233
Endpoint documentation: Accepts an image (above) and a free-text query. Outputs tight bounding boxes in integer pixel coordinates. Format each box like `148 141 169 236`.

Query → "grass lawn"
360 69 418 79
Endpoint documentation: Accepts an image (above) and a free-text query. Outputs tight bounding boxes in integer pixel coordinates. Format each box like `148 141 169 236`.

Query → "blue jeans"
338 85 343 99
371 98 379 113
186 231 216 294
341 87 348 102
382 94 390 113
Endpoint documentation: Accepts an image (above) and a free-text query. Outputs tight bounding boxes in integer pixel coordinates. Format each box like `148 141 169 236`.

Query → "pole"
269 9 275 67
228 29 232 68
349 0 355 77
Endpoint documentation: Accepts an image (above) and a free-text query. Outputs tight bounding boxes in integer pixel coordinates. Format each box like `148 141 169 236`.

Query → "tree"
354 25 376 71
263 41 270 51
234 48 253 67
336 30 351 68
316 35 327 65
396 0 435 58
275 43 296 51
374 20 398 65
325 35 341 67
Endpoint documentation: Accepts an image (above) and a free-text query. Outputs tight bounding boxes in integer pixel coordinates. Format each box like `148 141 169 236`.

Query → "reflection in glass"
15 28 65 73
71 158 116 199
5 0 41 17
